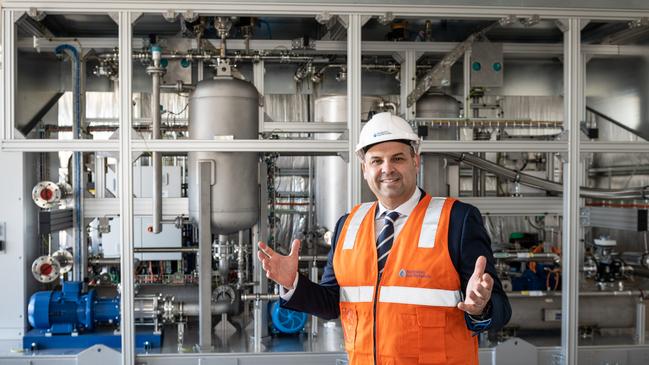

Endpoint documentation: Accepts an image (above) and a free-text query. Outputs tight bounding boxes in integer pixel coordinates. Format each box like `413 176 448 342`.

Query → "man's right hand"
257 239 301 289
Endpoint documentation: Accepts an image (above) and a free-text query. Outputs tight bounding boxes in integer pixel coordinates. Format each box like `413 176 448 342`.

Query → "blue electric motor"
268 300 307 334
28 281 119 335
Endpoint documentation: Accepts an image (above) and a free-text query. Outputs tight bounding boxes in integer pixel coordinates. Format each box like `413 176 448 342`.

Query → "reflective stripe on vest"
418 197 446 248
342 202 374 250
340 286 375 303
379 286 462 307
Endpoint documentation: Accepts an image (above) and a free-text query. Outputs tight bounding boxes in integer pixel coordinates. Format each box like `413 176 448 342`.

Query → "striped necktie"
377 210 400 277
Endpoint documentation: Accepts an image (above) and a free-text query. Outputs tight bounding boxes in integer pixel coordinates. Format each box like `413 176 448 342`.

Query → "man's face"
361 141 420 208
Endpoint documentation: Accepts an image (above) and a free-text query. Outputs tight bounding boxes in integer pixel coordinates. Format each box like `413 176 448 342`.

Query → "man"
258 112 511 365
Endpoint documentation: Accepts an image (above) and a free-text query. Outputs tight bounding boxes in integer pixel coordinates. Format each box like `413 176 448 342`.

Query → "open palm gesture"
457 256 494 316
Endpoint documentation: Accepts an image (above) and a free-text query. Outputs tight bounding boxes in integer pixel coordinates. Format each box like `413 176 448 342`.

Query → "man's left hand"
457 256 494 316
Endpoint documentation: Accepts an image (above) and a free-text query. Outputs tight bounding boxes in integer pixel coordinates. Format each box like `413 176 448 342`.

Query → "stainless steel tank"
507 293 637 330
187 77 259 234
416 93 460 196
314 96 380 234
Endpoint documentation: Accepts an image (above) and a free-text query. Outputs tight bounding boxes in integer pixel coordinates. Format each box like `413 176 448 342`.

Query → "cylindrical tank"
507 294 638 330
416 94 460 196
314 96 380 234
188 77 259 234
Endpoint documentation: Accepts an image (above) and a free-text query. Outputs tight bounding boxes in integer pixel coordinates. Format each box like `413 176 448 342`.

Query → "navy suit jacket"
281 196 511 332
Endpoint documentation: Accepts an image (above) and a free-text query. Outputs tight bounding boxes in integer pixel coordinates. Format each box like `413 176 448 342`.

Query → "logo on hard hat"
373 131 392 137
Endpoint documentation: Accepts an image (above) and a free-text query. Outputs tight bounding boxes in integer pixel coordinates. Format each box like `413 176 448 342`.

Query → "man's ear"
414 153 421 169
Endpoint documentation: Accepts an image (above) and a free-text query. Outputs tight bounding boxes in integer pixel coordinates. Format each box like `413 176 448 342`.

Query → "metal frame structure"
2 1 649 365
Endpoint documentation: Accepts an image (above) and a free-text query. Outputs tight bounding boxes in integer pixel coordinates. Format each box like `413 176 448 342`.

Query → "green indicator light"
160 59 169 68
492 62 502 72
472 61 481 71
180 59 191 68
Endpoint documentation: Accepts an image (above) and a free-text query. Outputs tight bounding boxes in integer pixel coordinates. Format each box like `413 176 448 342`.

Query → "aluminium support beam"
3 2 649 19
346 14 362 210
2 11 19 140
399 49 417 119
253 60 265 134
118 11 135 365
561 17 584 365
197 161 213 351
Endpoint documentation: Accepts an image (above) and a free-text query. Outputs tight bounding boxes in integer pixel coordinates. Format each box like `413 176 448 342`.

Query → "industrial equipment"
1 6 649 365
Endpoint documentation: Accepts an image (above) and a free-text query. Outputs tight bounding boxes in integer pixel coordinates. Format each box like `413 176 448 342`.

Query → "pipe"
134 247 198 253
378 101 398 114
159 81 195 93
55 44 84 282
241 293 280 301
98 51 314 63
216 235 230 276
636 300 646 344
443 152 649 200
237 231 246 288
588 165 649 176
182 301 233 316
494 252 560 262
298 255 329 262
148 45 165 234
508 290 644 298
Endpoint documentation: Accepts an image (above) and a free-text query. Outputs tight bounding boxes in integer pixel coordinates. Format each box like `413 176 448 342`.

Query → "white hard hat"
355 112 420 160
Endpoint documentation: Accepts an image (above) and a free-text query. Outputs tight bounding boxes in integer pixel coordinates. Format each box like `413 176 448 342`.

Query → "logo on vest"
398 269 430 278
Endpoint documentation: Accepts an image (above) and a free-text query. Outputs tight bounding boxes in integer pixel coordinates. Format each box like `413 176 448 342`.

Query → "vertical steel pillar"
198 161 213 351
95 156 106 199
399 49 416 120
636 299 646 345
197 60 204 82
253 60 265 133
561 17 583 365
462 51 471 119
118 11 135 365
346 14 362 209
252 161 270 351
2 10 17 140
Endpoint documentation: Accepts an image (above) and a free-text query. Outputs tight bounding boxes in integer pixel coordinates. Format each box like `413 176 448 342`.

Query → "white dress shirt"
280 188 422 300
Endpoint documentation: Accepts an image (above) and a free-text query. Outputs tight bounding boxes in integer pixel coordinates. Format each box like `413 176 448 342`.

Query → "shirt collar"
376 188 422 219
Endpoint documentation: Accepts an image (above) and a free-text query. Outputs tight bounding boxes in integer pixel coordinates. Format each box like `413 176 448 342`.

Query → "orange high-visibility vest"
333 194 478 365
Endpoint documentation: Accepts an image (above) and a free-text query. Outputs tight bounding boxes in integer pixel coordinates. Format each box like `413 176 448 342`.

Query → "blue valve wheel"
269 301 307 334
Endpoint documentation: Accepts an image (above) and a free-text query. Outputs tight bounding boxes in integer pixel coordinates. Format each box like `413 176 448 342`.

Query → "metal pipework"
241 293 280 301
299 255 329 262
508 290 645 298
636 299 646 344
134 247 199 253
159 81 195 93
147 45 166 234
413 117 563 129
182 301 233 316
214 235 231 276
407 20 502 107
494 252 560 263
443 152 649 200
55 44 85 281
236 230 246 288
378 101 397 114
